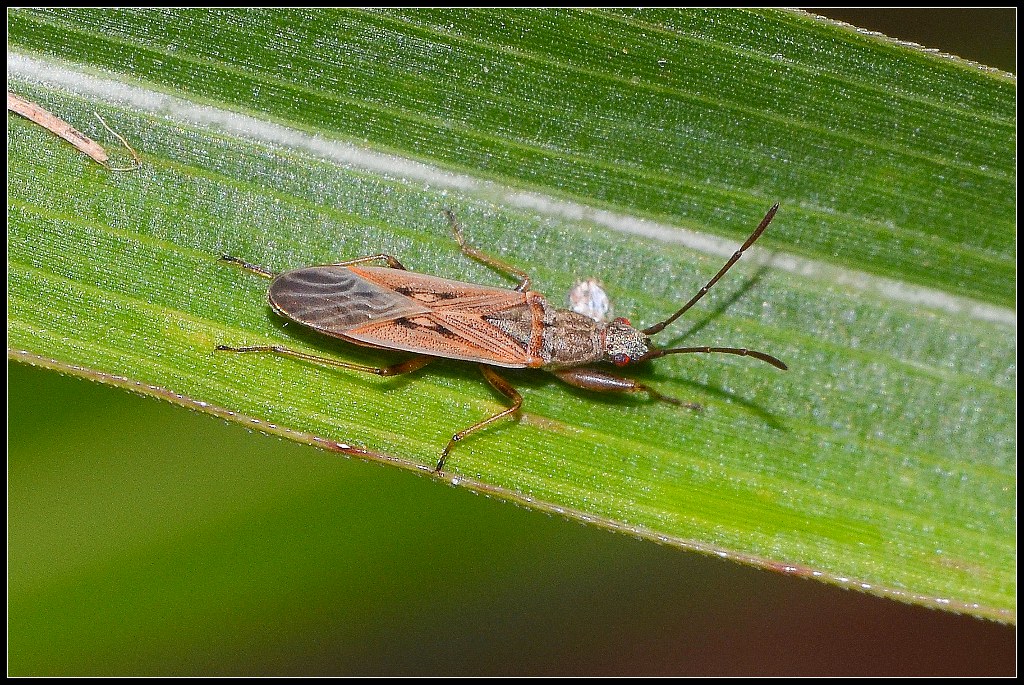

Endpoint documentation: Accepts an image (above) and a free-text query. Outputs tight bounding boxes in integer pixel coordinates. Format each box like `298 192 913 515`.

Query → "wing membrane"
269 265 430 332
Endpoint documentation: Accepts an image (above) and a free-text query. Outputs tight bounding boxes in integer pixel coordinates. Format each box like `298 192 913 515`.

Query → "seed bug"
218 205 786 472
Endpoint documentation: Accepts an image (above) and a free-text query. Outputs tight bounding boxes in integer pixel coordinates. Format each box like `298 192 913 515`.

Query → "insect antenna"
642 204 779 336
639 346 787 370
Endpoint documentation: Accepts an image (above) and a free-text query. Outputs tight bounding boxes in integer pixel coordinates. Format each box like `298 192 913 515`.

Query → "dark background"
808 8 1015 74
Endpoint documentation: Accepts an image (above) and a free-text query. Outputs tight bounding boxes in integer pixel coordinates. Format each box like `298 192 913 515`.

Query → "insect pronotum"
218 206 786 472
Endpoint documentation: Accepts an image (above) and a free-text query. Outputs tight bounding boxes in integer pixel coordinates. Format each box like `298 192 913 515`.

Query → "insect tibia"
219 255 276 279
216 344 281 353
443 209 531 292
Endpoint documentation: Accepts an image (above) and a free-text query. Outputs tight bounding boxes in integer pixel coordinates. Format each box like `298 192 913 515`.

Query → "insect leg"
551 367 702 410
216 345 433 377
443 209 532 292
219 255 278 279
328 254 408 270
437 365 523 472
220 254 409 280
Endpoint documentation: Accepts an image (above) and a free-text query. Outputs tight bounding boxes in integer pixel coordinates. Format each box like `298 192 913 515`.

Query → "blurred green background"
8 8 1016 675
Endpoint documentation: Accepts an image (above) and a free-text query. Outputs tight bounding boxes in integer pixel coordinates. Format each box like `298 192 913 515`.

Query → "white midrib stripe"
8 51 1015 328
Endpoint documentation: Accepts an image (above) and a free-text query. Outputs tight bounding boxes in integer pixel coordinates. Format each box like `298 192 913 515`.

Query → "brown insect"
218 206 786 472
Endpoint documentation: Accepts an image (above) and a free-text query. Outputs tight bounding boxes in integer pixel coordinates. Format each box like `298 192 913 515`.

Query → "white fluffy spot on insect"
568 278 613 323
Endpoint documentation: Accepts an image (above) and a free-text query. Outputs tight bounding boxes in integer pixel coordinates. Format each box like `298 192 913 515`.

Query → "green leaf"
7 6 1015 625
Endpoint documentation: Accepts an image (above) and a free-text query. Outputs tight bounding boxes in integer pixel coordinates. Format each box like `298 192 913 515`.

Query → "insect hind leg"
329 254 408 270
437 365 523 472
216 345 433 377
443 209 532 292
220 253 409 279
219 255 277 279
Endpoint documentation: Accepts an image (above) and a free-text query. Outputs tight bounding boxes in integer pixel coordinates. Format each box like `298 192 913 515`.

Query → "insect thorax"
483 296 604 369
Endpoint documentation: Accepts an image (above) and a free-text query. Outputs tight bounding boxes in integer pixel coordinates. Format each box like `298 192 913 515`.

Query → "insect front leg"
437 365 523 473
216 345 433 377
550 367 702 410
443 209 532 292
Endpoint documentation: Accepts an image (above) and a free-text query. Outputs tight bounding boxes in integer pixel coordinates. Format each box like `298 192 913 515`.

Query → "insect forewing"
270 266 535 367
270 265 431 332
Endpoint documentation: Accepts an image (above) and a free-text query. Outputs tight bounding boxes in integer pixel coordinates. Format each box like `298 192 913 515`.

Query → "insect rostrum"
218 206 785 473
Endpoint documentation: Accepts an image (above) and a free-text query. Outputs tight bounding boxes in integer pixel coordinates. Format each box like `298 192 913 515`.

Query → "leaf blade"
7 7 1015 621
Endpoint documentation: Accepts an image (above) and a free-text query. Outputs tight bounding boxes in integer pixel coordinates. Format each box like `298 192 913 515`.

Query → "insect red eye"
613 317 631 326
612 353 631 366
